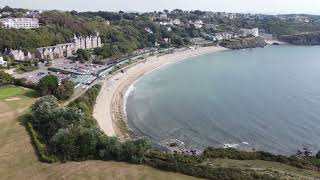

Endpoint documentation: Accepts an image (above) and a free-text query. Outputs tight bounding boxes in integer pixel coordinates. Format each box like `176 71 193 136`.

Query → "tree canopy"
37 75 59 96
55 80 74 100
0 70 14 86
76 49 91 62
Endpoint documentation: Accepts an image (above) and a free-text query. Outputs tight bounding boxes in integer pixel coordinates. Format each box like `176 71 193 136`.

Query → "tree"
316 151 320 159
55 80 74 100
31 95 86 140
30 96 59 131
76 49 91 62
122 138 151 163
0 70 14 86
49 126 104 160
37 75 59 96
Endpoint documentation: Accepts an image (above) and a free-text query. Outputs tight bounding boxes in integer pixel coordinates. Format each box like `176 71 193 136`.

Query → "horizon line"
1 5 320 16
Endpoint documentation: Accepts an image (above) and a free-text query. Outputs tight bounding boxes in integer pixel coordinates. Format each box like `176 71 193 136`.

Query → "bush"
20 65 39 72
14 78 36 89
0 70 14 86
69 84 101 114
316 151 320 159
202 147 316 170
30 96 87 141
55 80 75 100
37 75 59 96
26 122 57 163
76 49 91 62
49 126 103 161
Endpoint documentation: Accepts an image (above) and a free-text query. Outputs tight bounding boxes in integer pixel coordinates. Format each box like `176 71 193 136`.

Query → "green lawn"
0 85 26 100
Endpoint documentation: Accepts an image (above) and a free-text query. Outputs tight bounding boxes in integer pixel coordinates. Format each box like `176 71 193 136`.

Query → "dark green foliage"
26 121 57 163
68 84 101 127
49 126 104 161
14 78 36 89
98 136 124 160
30 96 86 141
20 65 39 72
316 151 320 159
0 27 62 51
76 49 91 62
122 138 152 163
0 70 14 86
55 80 74 100
69 84 101 114
37 75 59 96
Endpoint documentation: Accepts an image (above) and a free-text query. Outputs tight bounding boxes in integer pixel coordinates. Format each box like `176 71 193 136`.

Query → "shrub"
26 122 57 163
0 70 14 86
55 80 75 100
202 147 316 170
37 75 59 96
14 78 36 89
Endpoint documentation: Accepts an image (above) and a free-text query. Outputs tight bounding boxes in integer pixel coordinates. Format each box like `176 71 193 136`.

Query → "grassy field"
0 85 30 100
0 85 198 180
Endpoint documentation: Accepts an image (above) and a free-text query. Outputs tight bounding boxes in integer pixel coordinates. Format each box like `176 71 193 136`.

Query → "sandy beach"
93 46 227 138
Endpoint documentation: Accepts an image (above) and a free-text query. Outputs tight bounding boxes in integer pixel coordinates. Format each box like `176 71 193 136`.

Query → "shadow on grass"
24 90 40 98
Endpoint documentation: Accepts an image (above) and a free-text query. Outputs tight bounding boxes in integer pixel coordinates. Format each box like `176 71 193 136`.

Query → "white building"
4 49 31 62
172 19 181 25
239 28 259 37
0 18 40 29
192 20 204 29
159 13 168 19
0 57 7 66
145 27 154 34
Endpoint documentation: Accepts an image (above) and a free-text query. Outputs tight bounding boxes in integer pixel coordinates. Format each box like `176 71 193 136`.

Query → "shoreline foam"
93 46 228 138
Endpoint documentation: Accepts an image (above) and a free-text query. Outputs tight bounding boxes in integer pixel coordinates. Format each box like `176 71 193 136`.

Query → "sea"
125 45 320 155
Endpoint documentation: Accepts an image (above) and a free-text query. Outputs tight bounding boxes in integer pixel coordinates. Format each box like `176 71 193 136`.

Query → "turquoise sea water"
126 45 320 155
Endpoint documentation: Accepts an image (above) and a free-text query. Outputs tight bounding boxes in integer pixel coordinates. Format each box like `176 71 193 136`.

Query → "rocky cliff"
220 37 267 50
279 32 320 45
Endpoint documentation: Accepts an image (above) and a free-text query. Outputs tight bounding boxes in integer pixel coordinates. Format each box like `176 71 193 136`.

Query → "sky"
1 0 320 15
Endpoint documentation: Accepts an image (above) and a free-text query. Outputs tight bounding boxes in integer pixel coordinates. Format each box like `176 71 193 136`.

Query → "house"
0 57 7 66
24 51 32 60
0 18 39 29
25 10 42 18
163 38 171 44
205 24 217 30
5 50 25 61
159 13 168 20
239 28 259 37
35 32 102 60
211 32 234 41
145 27 154 34
172 19 181 25
195 20 204 25
192 20 204 29
4 49 32 62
